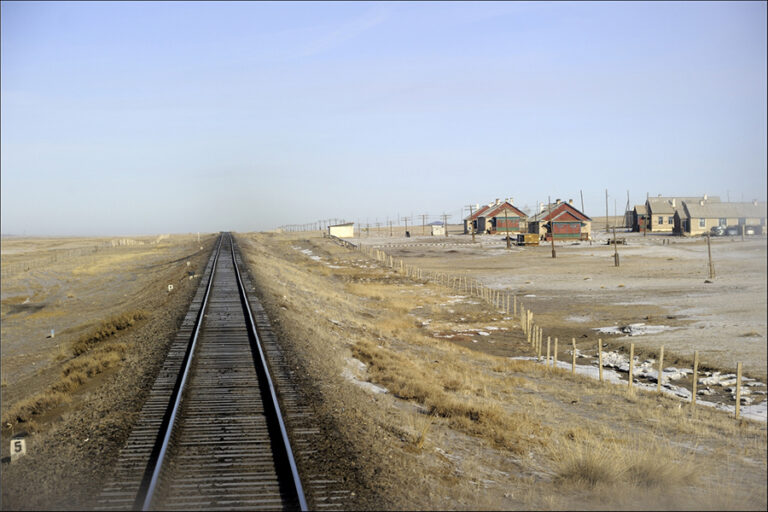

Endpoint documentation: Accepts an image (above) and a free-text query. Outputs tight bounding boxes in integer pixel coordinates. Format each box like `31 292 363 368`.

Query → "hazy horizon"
2 1 766 237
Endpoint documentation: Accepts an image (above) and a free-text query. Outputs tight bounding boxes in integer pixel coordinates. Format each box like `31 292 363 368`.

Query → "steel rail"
230 234 308 511
136 234 224 510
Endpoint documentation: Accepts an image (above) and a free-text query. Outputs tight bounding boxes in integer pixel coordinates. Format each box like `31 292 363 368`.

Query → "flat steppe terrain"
1 234 216 509
357 227 767 379
1 230 765 510
235 230 766 510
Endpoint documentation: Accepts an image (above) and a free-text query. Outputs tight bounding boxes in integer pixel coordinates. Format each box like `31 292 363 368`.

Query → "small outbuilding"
430 223 446 236
632 205 649 232
328 222 355 238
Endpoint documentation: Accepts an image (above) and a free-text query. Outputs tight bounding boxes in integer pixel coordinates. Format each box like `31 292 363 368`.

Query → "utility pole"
707 232 715 279
442 213 450 238
465 204 476 242
625 190 631 229
580 189 584 215
548 196 556 258
375 221 381 236
504 204 511 249
613 227 620 266
420 214 428 236
388 220 393 237
605 189 609 232
402 216 411 236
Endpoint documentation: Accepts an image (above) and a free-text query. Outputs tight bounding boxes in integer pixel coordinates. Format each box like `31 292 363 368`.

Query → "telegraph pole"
421 214 428 236
605 189 609 232
388 220 393 237
548 196 556 258
402 216 411 236
707 232 715 278
465 204 476 242
504 204 511 249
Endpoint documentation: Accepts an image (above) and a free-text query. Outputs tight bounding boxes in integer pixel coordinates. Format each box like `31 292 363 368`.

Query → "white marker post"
10 437 26 462
168 284 174 292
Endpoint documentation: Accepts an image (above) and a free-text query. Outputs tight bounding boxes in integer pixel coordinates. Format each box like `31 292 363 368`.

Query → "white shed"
328 223 355 238
431 224 445 236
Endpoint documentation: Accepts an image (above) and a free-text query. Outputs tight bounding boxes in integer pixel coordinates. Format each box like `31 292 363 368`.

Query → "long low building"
674 200 767 235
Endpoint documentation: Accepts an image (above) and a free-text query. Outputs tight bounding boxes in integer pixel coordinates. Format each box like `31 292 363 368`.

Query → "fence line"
326 235 752 423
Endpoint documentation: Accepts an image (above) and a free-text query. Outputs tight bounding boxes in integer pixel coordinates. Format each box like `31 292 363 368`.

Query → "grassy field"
238 231 766 510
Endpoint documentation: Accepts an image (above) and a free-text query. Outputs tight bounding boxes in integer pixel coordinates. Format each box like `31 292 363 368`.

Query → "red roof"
534 202 591 222
483 202 528 219
465 204 492 221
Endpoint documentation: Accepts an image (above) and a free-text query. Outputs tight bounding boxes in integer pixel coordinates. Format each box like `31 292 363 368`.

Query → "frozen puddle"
594 323 675 336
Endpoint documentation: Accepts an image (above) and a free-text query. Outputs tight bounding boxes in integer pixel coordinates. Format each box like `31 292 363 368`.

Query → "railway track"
99 233 307 510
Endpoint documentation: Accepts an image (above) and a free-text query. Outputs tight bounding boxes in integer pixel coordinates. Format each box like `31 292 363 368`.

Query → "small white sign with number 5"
10 438 26 462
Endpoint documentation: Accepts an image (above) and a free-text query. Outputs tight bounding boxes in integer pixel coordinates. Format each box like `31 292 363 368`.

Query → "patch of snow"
565 315 591 323
594 323 675 337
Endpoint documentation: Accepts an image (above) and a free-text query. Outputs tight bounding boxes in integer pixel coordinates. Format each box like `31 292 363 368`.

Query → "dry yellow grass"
2 313 142 432
238 233 767 510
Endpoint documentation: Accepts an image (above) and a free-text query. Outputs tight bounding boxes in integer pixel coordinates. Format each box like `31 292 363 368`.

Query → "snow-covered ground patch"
594 323 675 336
565 315 591 323
342 357 388 394
509 355 766 422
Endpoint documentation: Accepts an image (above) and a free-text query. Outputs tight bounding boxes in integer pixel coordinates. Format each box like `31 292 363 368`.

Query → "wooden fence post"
691 351 699 408
546 336 551 367
598 339 604 382
628 343 635 392
537 330 542 361
571 338 576 374
554 337 558 369
735 362 742 419
657 345 664 394
513 295 517 316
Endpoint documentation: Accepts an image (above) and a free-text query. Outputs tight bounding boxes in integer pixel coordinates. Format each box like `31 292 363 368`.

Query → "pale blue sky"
2 1 766 235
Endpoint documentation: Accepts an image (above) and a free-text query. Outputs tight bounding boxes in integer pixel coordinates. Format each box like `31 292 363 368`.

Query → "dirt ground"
1 230 765 510
1 234 216 509
235 231 767 510
356 229 767 380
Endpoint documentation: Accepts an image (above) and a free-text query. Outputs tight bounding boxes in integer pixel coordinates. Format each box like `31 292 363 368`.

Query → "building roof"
464 203 493 221
481 201 528 219
329 222 354 227
633 204 647 215
528 201 592 223
646 196 720 215
681 201 767 220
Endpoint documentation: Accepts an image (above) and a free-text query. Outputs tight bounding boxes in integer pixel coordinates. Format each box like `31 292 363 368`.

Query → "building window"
699 218 706 228
668 216 674 224
658 216 664 224
719 218 727 226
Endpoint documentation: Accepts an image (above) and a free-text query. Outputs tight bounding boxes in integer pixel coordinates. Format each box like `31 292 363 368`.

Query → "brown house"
527 199 592 240
477 199 528 234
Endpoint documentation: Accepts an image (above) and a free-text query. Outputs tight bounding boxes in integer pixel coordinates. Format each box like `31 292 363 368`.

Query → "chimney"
699 200 705 206
495 198 500 205
703 194 708 201
671 198 676 207
556 198 561 204
754 200 758 206
509 197 513 205
540 202 545 213
568 199 573 205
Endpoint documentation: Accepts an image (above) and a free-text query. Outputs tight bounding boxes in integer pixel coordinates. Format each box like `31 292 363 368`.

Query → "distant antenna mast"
625 190 631 228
